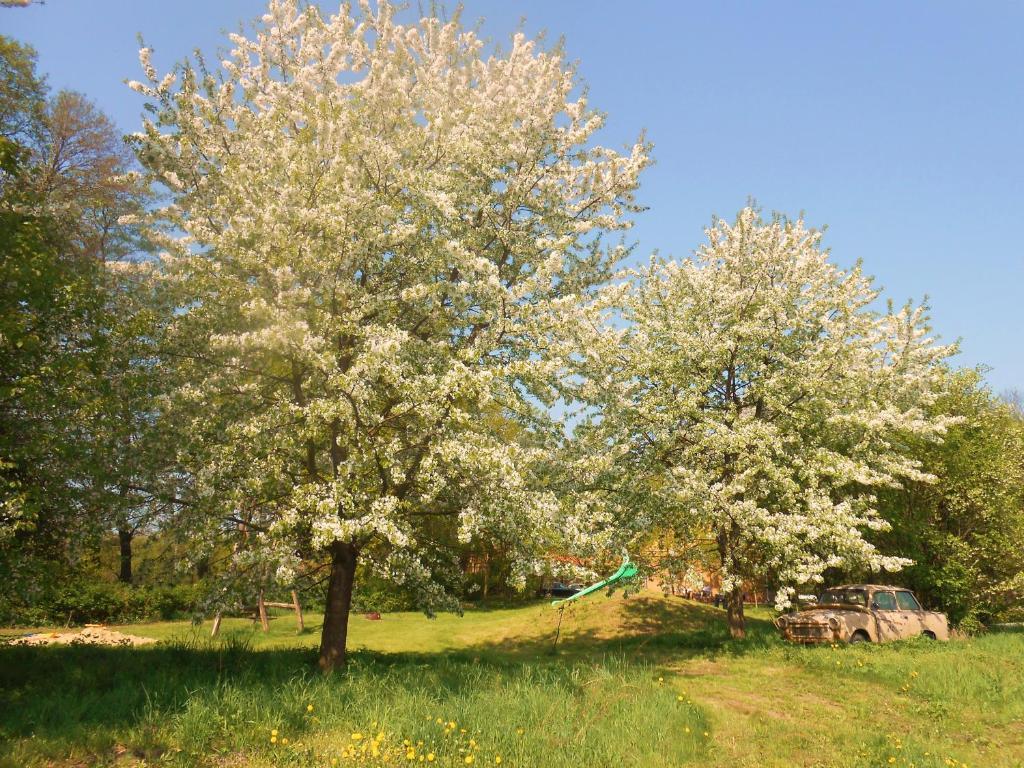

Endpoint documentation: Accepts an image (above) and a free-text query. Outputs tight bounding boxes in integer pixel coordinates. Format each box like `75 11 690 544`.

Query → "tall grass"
0 638 710 768
2 603 1022 768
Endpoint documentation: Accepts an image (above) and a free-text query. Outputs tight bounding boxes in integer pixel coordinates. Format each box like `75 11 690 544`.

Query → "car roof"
829 584 914 591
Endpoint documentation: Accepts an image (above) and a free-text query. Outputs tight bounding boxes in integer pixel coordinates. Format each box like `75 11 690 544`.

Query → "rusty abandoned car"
777 585 950 644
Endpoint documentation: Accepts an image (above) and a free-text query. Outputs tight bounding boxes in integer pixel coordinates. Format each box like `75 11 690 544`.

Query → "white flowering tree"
565 208 956 637
128 1 648 669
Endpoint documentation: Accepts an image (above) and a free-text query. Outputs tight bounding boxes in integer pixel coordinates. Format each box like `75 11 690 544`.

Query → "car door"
895 590 924 637
871 590 901 640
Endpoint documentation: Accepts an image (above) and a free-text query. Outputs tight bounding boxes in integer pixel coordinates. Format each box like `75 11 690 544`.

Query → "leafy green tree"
874 370 1024 626
0 35 160 611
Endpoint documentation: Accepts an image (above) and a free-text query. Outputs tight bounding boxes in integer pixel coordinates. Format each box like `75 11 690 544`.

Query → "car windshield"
817 588 867 607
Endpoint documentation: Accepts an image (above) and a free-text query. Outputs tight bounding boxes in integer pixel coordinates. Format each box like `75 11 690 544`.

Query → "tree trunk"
726 587 746 639
118 527 133 584
319 540 358 673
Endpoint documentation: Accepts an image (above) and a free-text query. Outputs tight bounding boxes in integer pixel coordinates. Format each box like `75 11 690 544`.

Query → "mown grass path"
2 591 1021 767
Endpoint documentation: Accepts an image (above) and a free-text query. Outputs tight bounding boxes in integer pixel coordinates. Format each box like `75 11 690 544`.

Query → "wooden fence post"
257 589 270 632
291 590 304 633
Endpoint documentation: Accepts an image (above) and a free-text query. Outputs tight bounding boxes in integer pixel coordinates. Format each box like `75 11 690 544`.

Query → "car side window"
873 591 897 610
895 591 922 611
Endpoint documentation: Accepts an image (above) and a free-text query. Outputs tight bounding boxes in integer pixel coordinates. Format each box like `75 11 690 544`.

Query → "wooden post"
291 590 304 633
211 611 223 637
257 589 270 632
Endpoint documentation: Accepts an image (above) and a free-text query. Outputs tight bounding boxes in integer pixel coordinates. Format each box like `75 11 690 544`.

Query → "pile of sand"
8 625 158 647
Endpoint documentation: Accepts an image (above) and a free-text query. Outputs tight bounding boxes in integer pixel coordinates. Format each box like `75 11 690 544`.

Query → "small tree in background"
129 0 648 669
566 208 956 637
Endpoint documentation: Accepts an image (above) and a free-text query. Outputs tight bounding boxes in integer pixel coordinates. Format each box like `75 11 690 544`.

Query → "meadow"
1 591 1022 768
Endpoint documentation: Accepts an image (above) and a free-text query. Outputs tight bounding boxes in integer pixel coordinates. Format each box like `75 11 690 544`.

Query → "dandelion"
495 757 502 765
677 695 684 701
888 759 896 765
307 704 315 713
465 756 475 765
657 677 664 683
353 733 363 741
427 754 436 762
684 727 691 734
281 737 289 745
515 728 524 736
271 729 279 737
271 736 278 744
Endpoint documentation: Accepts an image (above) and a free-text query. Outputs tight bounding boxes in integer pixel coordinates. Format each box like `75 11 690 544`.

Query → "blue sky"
6 1 1022 393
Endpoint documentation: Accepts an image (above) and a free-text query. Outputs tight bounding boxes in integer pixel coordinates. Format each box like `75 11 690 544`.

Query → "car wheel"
849 631 869 644
921 631 936 640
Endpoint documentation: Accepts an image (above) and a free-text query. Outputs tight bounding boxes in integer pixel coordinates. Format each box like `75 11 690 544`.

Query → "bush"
2 580 201 626
351 572 417 614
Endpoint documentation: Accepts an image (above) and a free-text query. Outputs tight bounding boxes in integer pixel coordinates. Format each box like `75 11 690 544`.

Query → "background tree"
874 369 1024 627
0 35 157 611
129 0 649 669
566 208 956 637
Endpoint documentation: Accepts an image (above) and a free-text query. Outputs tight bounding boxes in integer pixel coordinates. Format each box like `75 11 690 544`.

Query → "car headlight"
828 617 840 630
776 616 788 629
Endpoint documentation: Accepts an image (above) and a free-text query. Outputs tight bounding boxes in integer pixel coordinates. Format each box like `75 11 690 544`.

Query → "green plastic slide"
550 556 639 607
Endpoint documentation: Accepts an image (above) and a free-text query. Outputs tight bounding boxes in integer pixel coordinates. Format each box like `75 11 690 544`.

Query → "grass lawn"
1 590 1022 767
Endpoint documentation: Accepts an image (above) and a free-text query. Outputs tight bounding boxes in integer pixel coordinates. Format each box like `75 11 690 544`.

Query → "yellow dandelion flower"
448 722 457 730
270 736 278 744
465 757 475 765
685 727 691 734
419 757 425 763
888 759 896 765
271 729 279 737
281 737 289 745
515 728 524 736
657 677 664 683
307 704 314 713
352 733 364 741
495 758 502 765
436 718 443 725
427 754 436 762
703 732 709 737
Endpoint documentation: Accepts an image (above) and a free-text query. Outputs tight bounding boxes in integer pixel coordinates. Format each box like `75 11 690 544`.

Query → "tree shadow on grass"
455 594 782 662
